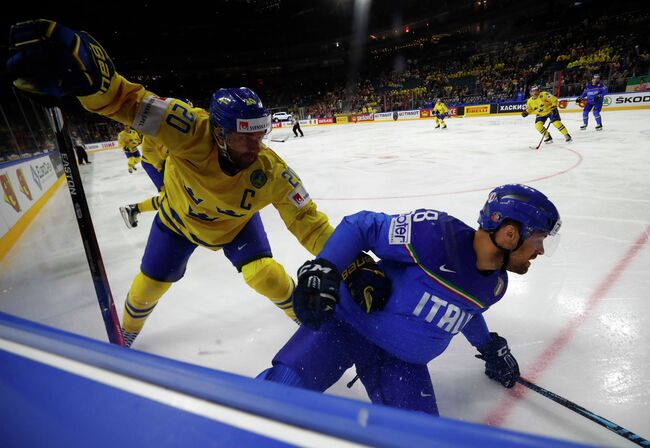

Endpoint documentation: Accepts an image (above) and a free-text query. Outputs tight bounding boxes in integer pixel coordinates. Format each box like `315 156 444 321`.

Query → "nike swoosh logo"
237 243 248 251
439 264 456 273
420 391 433 397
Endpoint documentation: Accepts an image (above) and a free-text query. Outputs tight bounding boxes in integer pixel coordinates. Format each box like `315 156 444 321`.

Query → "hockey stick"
529 120 553 150
270 135 290 142
48 106 125 346
517 377 649 447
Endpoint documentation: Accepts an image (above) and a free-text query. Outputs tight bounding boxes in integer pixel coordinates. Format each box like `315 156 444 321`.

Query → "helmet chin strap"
488 231 525 273
213 128 240 175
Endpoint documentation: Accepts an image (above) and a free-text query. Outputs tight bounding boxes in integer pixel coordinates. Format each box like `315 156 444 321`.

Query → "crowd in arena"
295 10 649 118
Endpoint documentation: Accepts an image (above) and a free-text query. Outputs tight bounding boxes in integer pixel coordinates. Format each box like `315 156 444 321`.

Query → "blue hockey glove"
341 252 390 313
293 258 340 330
476 332 520 388
521 111 529 117
7 19 114 99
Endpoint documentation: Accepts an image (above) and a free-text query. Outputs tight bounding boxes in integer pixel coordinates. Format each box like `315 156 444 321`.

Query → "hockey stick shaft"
517 377 649 446
49 107 125 346
534 120 553 150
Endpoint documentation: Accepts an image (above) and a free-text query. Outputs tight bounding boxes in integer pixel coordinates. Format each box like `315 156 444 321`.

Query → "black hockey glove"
550 106 559 114
7 19 115 100
521 111 529 117
594 94 602 102
341 252 391 313
293 258 341 330
476 332 520 388
575 96 583 104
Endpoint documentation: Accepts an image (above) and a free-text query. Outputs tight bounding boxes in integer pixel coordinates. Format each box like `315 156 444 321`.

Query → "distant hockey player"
522 86 572 143
259 184 561 416
433 99 449 129
120 99 193 229
7 20 386 347
74 140 91 165
117 125 142 173
292 115 304 137
576 74 607 131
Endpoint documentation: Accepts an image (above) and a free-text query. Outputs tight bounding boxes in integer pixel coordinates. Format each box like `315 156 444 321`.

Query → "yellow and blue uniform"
524 91 570 139
433 102 449 128
117 128 142 173
136 136 168 214
79 74 334 339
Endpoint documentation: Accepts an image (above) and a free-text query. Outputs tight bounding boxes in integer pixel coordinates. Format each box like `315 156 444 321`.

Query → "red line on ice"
313 147 583 201
484 224 650 427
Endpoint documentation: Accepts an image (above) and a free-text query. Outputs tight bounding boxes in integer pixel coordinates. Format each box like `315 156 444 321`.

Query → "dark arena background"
1 1 649 447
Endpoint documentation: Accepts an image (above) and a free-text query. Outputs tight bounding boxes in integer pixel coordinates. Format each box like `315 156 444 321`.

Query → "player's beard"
230 149 258 169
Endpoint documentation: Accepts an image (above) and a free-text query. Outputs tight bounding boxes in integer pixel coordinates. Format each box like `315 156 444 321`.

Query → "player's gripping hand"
341 252 390 313
6 19 114 99
550 106 559 114
293 258 341 330
476 332 520 388
575 96 583 105
521 111 529 117
594 94 602 102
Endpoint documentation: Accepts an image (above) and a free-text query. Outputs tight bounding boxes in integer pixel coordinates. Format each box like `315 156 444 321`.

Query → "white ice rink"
2 110 649 446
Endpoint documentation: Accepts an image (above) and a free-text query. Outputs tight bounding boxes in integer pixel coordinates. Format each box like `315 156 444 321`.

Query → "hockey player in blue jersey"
259 184 561 415
577 74 607 131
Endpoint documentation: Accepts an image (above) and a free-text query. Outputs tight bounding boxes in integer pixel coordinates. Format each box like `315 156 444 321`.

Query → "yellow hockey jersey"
433 103 449 115
117 129 142 153
80 74 333 253
141 136 168 172
525 92 558 117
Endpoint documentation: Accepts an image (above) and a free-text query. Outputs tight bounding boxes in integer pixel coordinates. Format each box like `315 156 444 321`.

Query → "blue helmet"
209 87 270 134
478 184 561 240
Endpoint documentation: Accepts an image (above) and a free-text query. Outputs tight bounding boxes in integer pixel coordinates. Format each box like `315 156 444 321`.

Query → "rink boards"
0 312 593 448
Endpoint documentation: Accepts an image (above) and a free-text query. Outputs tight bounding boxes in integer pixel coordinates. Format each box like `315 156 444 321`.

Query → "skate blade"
119 207 135 229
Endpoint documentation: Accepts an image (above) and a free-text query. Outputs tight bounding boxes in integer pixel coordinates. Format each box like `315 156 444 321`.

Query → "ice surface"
2 110 649 446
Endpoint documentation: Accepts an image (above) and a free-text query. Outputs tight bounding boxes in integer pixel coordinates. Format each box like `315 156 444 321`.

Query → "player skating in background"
119 99 193 229
577 74 607 131
260 184 561 416
7 20 387 348
433 99 448 129
522 86 572 144
292 115 304 137
117 125 142 173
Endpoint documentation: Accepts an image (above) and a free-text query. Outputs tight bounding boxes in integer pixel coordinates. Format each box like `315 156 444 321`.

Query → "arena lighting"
346 0 371 92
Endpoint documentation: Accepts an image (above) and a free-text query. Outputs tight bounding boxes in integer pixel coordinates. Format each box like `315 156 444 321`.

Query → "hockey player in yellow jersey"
433 99 449 129
7 20 391 348
120 99 195 229
119 135 167 228
117 125 143 173
521 86 572 144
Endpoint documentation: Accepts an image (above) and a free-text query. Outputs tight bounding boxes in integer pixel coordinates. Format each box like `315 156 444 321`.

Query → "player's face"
531 90 539 98
225 131 265 168
507 231 547 275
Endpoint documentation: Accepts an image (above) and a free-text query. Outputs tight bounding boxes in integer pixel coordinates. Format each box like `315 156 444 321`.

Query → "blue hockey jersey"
319 209 508 365
580 82 608 104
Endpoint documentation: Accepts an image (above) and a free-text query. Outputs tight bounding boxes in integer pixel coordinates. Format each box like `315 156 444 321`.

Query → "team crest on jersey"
250 170 267 188
389 213 412 245
494 277 505 297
